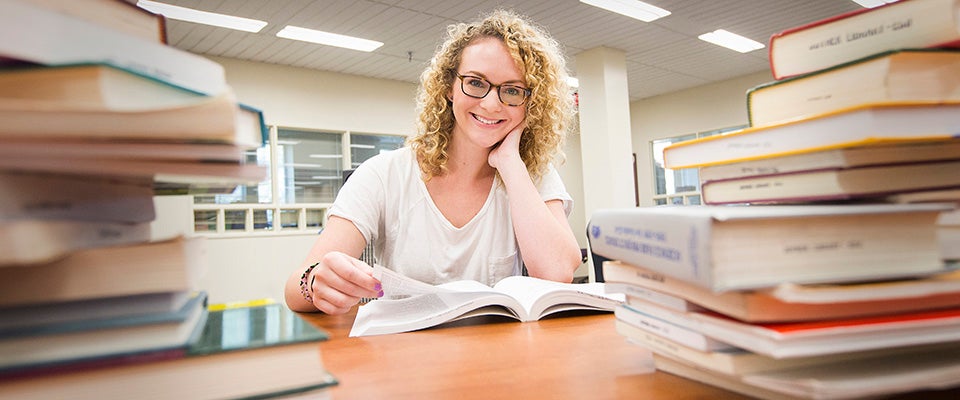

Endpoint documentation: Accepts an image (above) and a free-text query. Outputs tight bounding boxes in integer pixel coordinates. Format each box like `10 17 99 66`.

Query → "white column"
575 46 636 281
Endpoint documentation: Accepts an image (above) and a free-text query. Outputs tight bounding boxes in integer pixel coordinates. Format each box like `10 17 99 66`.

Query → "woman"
285 9 582 314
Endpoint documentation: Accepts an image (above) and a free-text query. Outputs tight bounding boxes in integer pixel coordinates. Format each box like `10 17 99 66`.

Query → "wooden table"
301 308 960 399
301 309 752 399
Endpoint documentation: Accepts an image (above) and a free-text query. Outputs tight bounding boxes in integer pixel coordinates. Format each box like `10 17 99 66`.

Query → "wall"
629 71 772 205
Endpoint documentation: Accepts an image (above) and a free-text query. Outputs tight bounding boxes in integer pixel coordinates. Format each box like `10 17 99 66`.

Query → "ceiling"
158 0 863 102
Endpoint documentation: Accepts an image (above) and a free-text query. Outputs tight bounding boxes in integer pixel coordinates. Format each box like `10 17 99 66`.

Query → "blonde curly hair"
407 9 574 183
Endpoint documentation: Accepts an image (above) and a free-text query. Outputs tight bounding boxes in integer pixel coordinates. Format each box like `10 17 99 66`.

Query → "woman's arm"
283 216 382 314
488 126 582 282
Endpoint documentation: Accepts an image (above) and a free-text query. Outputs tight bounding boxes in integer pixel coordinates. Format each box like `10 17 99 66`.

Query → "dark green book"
0 302 337 399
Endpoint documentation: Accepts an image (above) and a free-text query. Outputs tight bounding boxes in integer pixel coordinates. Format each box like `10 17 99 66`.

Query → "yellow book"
662 101 960 169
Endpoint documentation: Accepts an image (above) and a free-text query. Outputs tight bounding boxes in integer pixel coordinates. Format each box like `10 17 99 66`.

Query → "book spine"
589 209 715 289
769 0 960 79
0 173 155 223
0 220 153 266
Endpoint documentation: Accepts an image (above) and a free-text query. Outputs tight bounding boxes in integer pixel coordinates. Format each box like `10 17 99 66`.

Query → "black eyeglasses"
455 73 531 106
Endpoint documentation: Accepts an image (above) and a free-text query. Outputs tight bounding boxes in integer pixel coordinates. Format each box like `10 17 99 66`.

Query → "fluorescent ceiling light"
580 0 671 22
566 76 580 88
349 144 377 149
851 0 895 8
137 0 267 33
698 29 765 53
277 26 383 52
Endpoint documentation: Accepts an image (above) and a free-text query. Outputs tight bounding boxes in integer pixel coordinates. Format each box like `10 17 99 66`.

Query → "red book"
768 0 960 79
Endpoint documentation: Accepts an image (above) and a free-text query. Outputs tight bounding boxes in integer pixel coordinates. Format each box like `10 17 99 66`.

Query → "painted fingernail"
374 283 382 291
377 290 384 298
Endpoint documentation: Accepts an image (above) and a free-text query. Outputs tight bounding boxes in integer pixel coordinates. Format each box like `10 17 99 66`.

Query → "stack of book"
0 1 333 398
591 0 960 398
590 205 960 399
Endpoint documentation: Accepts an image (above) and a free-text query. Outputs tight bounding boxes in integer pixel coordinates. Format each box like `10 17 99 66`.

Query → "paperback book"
349 265 624 336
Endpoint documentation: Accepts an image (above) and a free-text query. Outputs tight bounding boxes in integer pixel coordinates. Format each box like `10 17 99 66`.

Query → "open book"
349 266 624 337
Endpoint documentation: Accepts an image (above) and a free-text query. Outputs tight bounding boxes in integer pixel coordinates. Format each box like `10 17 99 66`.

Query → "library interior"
3 0 960 398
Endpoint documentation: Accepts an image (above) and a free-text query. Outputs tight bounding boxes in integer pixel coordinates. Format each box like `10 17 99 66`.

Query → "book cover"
768 0 960 80
0 303 338 400
749 49 960 127
697 140 960 182
349 265 624 336
0 237 206 306
662 101 960 169
700 159 960 205
0 1 225 96
588 204 948 292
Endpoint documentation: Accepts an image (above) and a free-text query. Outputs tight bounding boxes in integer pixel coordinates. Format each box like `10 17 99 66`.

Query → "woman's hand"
306 251 382 315
488 122 526 171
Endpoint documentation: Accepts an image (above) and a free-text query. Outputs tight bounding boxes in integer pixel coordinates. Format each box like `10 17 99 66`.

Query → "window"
349 133 405 169
650 126 744 205
191 127 406 235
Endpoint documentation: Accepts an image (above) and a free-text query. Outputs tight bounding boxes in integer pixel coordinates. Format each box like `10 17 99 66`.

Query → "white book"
589 204 949 292
349 266 624 337
614 304 737 352
640 299 960 359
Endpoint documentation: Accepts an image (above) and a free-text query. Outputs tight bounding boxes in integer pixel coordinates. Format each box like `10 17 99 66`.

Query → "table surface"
300 308 960 400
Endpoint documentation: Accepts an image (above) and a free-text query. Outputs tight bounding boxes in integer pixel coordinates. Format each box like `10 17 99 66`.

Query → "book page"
373 265 452 299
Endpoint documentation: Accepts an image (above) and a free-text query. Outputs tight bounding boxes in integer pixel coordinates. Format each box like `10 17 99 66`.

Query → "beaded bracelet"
299 262 320 303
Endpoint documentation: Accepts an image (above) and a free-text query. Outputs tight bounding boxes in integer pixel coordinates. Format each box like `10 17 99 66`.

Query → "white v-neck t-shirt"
328 147 573 287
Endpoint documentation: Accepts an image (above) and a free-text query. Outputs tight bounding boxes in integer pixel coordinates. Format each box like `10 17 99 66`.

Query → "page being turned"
372 264 451 299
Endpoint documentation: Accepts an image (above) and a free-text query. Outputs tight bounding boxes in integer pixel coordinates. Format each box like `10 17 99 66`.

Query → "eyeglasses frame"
454 73 532 107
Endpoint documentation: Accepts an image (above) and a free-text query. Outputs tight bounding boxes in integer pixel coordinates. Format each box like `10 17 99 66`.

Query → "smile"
472 113 503 125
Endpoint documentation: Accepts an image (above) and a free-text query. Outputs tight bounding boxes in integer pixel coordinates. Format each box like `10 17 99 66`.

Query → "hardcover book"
349 265 624 336
697 140 960 183
588 204 949 292
0 237 206 306
768 0 960 80
700 159 960 205
0 0 225 96
661 101 960 169
749 49 960 127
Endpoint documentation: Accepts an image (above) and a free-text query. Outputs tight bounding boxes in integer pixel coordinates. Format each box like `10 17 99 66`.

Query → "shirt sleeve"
327 158 385 244
538 164 574 216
